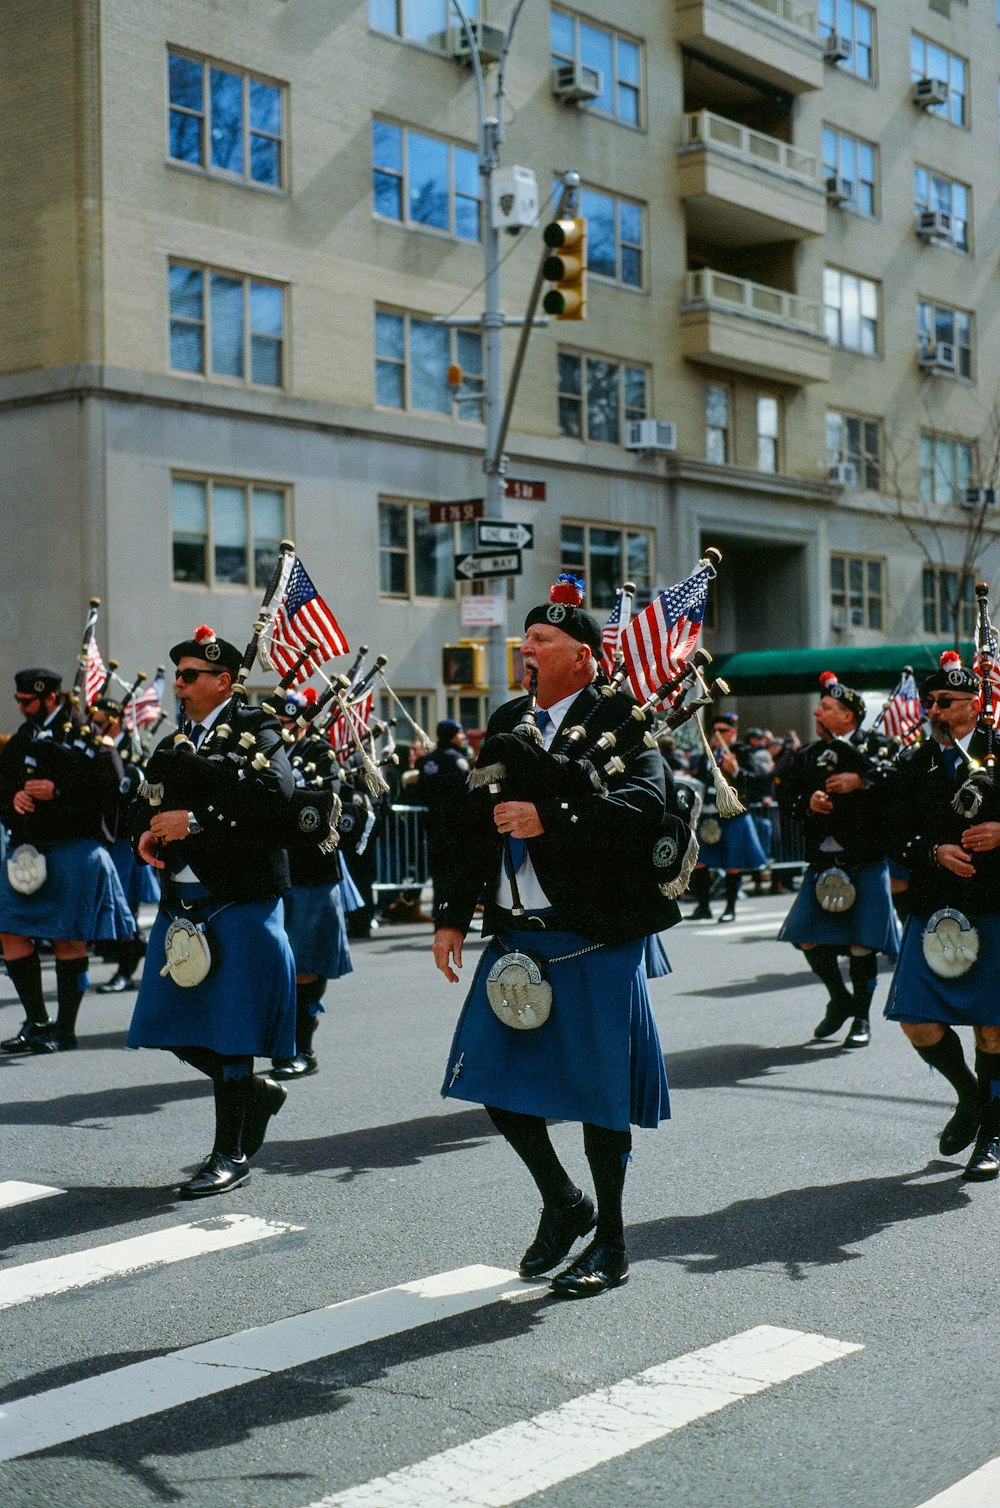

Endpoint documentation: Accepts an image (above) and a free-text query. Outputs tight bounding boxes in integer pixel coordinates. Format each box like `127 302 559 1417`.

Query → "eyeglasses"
174 668 223 685
923 695 973 710
14 693 41 705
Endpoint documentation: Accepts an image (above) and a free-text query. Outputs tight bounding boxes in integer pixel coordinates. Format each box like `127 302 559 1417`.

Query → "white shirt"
172 697 230 879
494 689 580 911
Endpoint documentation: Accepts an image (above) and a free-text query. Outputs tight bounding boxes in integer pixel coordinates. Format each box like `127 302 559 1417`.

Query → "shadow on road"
261 1107 495 1181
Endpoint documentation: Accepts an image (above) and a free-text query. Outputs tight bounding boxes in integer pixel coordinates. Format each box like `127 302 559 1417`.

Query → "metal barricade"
372 803 431 896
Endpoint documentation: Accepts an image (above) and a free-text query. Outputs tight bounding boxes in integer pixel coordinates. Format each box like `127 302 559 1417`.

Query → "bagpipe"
952 582 999 822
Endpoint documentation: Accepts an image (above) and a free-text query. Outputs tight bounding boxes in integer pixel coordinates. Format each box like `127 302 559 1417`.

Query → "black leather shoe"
177 1153 250 1199
518 1193 596 1278
962 1133 1000 1181
1 1022 57 1054
939 1098 980 1157
551 1239 630 1299
843 1017 871 1049
54 1031 78 1051
689 905 712 921
269 1052 319 1081
97 972 136 994
813 1001 853 1040
242 1076 287 1158
718 907 736 923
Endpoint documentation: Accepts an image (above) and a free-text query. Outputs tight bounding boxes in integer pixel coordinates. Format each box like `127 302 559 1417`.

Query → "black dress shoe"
242 1076 287 1158
843 1016 871 1049
1 1022 57 1054
97 972 136 994
177 1153 250 1199
939 1098 980 1157
551 1239 630 1299
269 1052 318 1081
54 1031 78 1051
962 1133 1000 1181
813 1001 853 1040
518 1192 596 1278
718 907 736 923
688 905 712 921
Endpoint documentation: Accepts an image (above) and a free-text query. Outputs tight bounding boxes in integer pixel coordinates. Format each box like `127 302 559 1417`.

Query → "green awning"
710 641 974 696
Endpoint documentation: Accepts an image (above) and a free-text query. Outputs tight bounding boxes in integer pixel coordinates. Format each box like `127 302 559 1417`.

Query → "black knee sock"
688 868 711 908
54 956 88 1037
213 1057 253 1158
174 1046 219 1077
723 873 741 909
5 952 48 1024
295 977 325 1055
119 934 145 981
974 1049 1000 1136
806 946 851 1007
583 1123 632 1247
915 1028 977 1102
486 1105 579 1206
848 952 878 1019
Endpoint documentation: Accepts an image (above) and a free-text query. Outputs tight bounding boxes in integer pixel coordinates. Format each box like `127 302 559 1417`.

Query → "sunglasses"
174 667 223 685
922 695 972 709
14 693 41 705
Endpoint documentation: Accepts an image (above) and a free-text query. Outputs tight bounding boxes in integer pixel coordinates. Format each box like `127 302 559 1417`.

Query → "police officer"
687 712 767 923
0 668 133 1053
777 673 899 1049
127 626 296 1198
407 718 471 913
89 695 159 993
883 652 1000 1178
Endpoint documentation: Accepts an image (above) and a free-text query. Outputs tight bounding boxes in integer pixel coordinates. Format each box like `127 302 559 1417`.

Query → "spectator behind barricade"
738 727 776 894
407 719 472 914
768 729 802 893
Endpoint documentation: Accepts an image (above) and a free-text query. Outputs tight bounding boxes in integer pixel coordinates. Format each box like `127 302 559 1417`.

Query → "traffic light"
507 638 525 689
542 217 587 320
441 643 487 689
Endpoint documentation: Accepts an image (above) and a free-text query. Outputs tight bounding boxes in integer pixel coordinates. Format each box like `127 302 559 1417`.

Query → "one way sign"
474 520 534 551
454 550 523 581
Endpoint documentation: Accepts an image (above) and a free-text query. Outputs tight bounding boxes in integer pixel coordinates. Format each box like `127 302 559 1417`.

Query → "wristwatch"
186 812 202 836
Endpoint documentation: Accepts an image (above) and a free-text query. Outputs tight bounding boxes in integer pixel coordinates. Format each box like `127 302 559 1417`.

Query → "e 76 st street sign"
474 520 534 551
454 549 523 581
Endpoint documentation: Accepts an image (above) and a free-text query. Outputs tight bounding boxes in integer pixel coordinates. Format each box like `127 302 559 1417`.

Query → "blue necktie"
189 723 205 749
505 709 552 875
943 745 962 781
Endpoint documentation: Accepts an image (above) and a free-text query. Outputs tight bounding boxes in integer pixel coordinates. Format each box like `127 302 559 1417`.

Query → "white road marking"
0 1182 64 1210
0 1264 544 1462
917 1455 1000 1506
304 1324 863 1508
0 1213 298 1311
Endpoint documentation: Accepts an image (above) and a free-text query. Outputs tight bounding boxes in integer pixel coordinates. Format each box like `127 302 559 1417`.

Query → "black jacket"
287 730 343 887
0 709 122 848
435 684 687 945
777 737 889 868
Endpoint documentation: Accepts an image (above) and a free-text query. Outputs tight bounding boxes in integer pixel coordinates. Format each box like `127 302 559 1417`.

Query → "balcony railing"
685 269 823 333
747 0 816 32
682 110 818 185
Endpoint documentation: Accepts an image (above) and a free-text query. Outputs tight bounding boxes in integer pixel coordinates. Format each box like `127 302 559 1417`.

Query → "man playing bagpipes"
433 572 698 1299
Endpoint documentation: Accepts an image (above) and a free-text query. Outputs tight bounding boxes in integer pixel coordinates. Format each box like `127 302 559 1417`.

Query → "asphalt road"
0 893 996 1508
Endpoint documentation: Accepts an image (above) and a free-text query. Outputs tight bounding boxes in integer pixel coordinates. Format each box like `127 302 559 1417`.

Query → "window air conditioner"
551 61 603 104
830 606 849 630
918 341 957 373
624 419 677 453
962 487 998 510
823 34 851 63
451 21 505 66
912 77 949 109
917 210 951 242
825 175 851 206
828 462 859 487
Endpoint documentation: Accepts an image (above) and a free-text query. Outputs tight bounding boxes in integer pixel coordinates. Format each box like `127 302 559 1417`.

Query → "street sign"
454 549 523 581
461 594 507 628
474 520 534 551
429 499 484 524
504 478 546 502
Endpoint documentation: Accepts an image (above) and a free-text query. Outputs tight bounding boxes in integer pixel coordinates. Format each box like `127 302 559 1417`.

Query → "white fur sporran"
6 844 47 896
815 866 856 913
160 917 213 988
922 908 979 979
485 951 552 1031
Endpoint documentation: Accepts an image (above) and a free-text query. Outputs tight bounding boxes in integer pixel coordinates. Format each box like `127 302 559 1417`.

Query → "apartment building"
1 0 998 730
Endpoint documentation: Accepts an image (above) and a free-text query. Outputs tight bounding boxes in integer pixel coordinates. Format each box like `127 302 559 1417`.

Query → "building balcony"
678 111 826 244
680 269 830 384
675 0 823 96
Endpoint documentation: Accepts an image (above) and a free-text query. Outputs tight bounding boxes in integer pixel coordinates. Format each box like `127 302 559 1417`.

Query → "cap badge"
204 642 221 662
545 604 567 625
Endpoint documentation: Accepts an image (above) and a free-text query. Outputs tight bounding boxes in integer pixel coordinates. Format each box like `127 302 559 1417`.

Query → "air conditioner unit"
552 61 603 104
823 34 851 63
624 419 677 453
825 175 851 206
918 341 957 373
917 210 951 242
828 462 859 487
962 487 998 510
831 606 849 629
450 20 505 66
912 77 949 109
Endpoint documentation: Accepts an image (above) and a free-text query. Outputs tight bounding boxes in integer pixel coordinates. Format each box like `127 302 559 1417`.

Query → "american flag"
881 671 923 739
270 558 349 683
620 563 712 704
84 636 108 707
600 589 632 677
124 671 165 732
973 633 1000 728
330 690 373 755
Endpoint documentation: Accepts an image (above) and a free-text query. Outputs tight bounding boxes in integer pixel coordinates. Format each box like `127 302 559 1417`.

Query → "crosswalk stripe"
303 1324 863 1508
916 1455 1000 1506
0 1213 298 1312
0 1264 543 1462
0 1182 65 1210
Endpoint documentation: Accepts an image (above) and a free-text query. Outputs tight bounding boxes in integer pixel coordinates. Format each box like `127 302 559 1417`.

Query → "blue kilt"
698 812 767 872
750 811 773 860
643 932 672 979
885 913 1000 1027
127 883 295 1057
0 839 134 942
441 924 669 1132
777 861 899 955
338 858 365 914
109 838 161 915
283 882 353 981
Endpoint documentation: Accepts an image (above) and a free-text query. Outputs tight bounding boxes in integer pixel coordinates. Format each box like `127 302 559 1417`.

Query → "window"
756 397 780 474
557 351 648 444
818 0 875 80
379 498 480 600
375 310 483 417
369 0 477 48
167 52 284 189
830 554 884 630
826 411 881 489
172 475 287 588
919 433 975 505
550 9 642 126
705 385 730 464
911 33 967 126
169 262 284 386
913 167 970 252
823 267 879 355
578 186 644 289
822 126 877 216
917 299 973 379
379 689 436 745
923 568 975 637
560 522 653 612
373 121 480 241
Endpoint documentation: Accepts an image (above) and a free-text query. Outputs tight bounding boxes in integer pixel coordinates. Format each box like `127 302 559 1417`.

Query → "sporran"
160 916 214 988
486 950 552 1031
922 907 979 979
698 816 722 847
7 844 47 896
815 866 856 914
